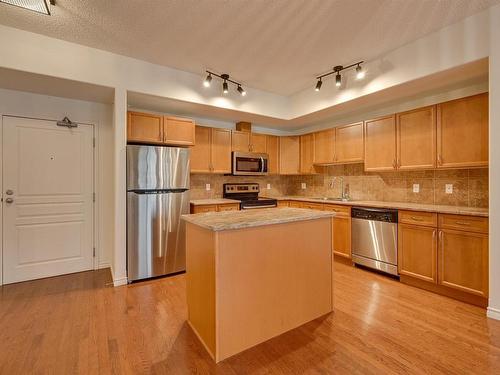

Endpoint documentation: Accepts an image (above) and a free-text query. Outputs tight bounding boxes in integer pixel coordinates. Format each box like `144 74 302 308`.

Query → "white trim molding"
113 277 128 287
487 307 500 321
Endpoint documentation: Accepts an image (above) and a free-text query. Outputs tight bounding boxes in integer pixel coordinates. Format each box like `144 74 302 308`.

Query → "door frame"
0 115 98 286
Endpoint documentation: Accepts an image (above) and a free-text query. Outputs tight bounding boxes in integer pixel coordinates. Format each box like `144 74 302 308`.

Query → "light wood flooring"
1 262 500 374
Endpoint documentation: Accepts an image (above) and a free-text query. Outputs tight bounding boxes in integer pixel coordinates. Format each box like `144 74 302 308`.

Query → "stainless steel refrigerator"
126 145 190 282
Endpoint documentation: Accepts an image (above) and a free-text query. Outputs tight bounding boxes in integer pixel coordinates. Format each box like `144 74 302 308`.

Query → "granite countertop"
272 196 489 217
190 198 240 206
182 207 335 231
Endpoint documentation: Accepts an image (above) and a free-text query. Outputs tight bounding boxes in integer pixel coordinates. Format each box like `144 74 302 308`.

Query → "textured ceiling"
0 0 498 95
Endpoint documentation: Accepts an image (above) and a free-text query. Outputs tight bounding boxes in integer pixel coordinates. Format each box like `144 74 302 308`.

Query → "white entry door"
2 116 94 284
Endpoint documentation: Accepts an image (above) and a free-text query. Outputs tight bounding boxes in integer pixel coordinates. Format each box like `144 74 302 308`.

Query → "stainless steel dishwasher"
351 207 398 276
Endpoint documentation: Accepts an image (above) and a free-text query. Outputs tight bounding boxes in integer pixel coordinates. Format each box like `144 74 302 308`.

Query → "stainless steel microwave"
232 152 268 175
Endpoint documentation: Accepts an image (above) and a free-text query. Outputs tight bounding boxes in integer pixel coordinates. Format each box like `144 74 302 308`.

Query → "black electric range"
223 183 277 209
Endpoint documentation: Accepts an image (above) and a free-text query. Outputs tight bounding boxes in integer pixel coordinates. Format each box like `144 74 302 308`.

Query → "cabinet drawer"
299 202 324 210
277 201 290 208
438 214 488 234
399 210 437 227
323 204 351 218
288 201 302 208
191 204 217 214
217 204 240 212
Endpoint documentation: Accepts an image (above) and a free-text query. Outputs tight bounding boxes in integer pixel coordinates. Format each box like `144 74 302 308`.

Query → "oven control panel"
223 183 260 195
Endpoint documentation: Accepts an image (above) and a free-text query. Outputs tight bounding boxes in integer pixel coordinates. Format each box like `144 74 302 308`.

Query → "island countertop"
182 207 335 231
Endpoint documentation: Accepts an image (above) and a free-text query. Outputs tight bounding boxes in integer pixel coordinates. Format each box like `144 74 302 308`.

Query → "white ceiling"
0 0 498 96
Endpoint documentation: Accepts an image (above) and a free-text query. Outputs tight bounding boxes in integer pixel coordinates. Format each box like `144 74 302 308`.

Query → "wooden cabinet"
313 129 335 164
437 93 488 168
399 210 437 227
127 111 163 144
211 128 232 174
323 204 352 259
335 122 364 163
217 203 240 212
438 229 488 297
398 224 437 283
364 115 397 171
288 201 302 208
251 133 267 153
163 116 195 146
279 136 300 175
277 200 289 208
231 130 250 152
191 126 231 174
300 134 316 174
266 135 280 174
396 106 436 170
190 203 240 214
298 202 324 210
191 126 212 173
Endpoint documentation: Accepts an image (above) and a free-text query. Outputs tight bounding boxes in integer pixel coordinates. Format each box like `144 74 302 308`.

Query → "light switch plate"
301 182 307 190
445 184 453 194
413 184 420 193
266 183 271 189
205 183 211 191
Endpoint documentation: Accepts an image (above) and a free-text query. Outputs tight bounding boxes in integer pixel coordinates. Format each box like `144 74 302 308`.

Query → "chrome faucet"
330 177 350 201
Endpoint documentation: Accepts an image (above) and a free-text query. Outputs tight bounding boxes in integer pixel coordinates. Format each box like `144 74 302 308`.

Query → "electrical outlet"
266 183 271 190
301 182 307 190
205 183 211 191
445 184 453 194
413 184 420 193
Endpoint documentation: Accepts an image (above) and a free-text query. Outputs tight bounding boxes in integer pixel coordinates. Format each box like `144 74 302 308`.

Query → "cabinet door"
163 116 195 146
396 106 436 170
364 115 397 171
279 136 300 175
217 204 240 212
266 135 280 174
300 134 315 174
211 128 232 174
313 129 335 164
251 133 267 153
277 201 289 207
437 93 488 168
438 229 489 297
398 224 437 283
231 130 250 152
331 217 351 258
336 122 364 163
191 205 217 214
191 126 211 173
127 111 163 144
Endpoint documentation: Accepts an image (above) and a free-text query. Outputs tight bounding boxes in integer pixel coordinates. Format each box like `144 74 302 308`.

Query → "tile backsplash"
190 164 488 208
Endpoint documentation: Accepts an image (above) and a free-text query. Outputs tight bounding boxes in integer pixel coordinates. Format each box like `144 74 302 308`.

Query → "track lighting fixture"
203 70 247 97
315 61 364 91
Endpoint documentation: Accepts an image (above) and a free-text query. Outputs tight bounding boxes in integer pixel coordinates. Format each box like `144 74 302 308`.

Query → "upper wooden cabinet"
231 130 251 152
397 106 436 170
437 93 489 168
313 129 335 164
300 134 316 174
364 115 397 171
266 135 280 174
279 136 300 175
191 126 231 174
127 111 195 146
251 133 267 153
127 111 163 144
336 122 364 163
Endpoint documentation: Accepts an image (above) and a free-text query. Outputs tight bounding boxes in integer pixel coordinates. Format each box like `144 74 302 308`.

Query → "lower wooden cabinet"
190 203 240 214
398 224 437 283
438 229 489 297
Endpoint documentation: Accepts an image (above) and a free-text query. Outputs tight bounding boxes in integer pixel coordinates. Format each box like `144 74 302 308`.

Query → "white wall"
0 88 115 275
487 6 500 320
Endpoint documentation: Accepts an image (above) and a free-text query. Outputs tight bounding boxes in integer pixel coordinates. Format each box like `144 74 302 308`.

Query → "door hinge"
93 247 96 257
93 192 96 202
93 137 96 148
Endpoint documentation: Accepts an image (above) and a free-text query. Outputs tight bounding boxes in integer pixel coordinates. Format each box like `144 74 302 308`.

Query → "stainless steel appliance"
127 145 190 282
351 207 398 275
232 152 268 176
223 183 277 209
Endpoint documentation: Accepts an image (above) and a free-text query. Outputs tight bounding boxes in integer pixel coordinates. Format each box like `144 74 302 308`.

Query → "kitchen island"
182 208 335 362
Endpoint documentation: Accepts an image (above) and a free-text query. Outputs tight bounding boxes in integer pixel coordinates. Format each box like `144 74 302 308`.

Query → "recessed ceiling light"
0 0 54 15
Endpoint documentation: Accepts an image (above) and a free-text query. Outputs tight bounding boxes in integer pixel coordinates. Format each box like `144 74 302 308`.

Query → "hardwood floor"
1 262 500 374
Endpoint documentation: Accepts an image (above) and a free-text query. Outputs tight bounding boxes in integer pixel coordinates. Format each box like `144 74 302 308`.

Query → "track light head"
203 73 212 87
237 85 246 96
356 64 365 80
222 81 229 94
335 73 341 87
315 79 322 92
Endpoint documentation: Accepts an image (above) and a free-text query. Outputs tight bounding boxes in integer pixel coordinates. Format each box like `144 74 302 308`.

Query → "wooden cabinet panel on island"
397 106 436 170
437 93 488 168
266 135 280 174
335 122 364 164
300 134 316 174
364 115 397 171
313 129 335 165
279 136 300 175
163 116 195 146
127 111 163 144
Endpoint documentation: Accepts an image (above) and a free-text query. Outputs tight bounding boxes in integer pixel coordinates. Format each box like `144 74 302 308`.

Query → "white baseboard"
98 261 111 269
487 307 500 321
113 276 128 287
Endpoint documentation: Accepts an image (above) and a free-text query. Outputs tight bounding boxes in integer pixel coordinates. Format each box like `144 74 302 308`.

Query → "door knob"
6 189 13 195
5 198 14 203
